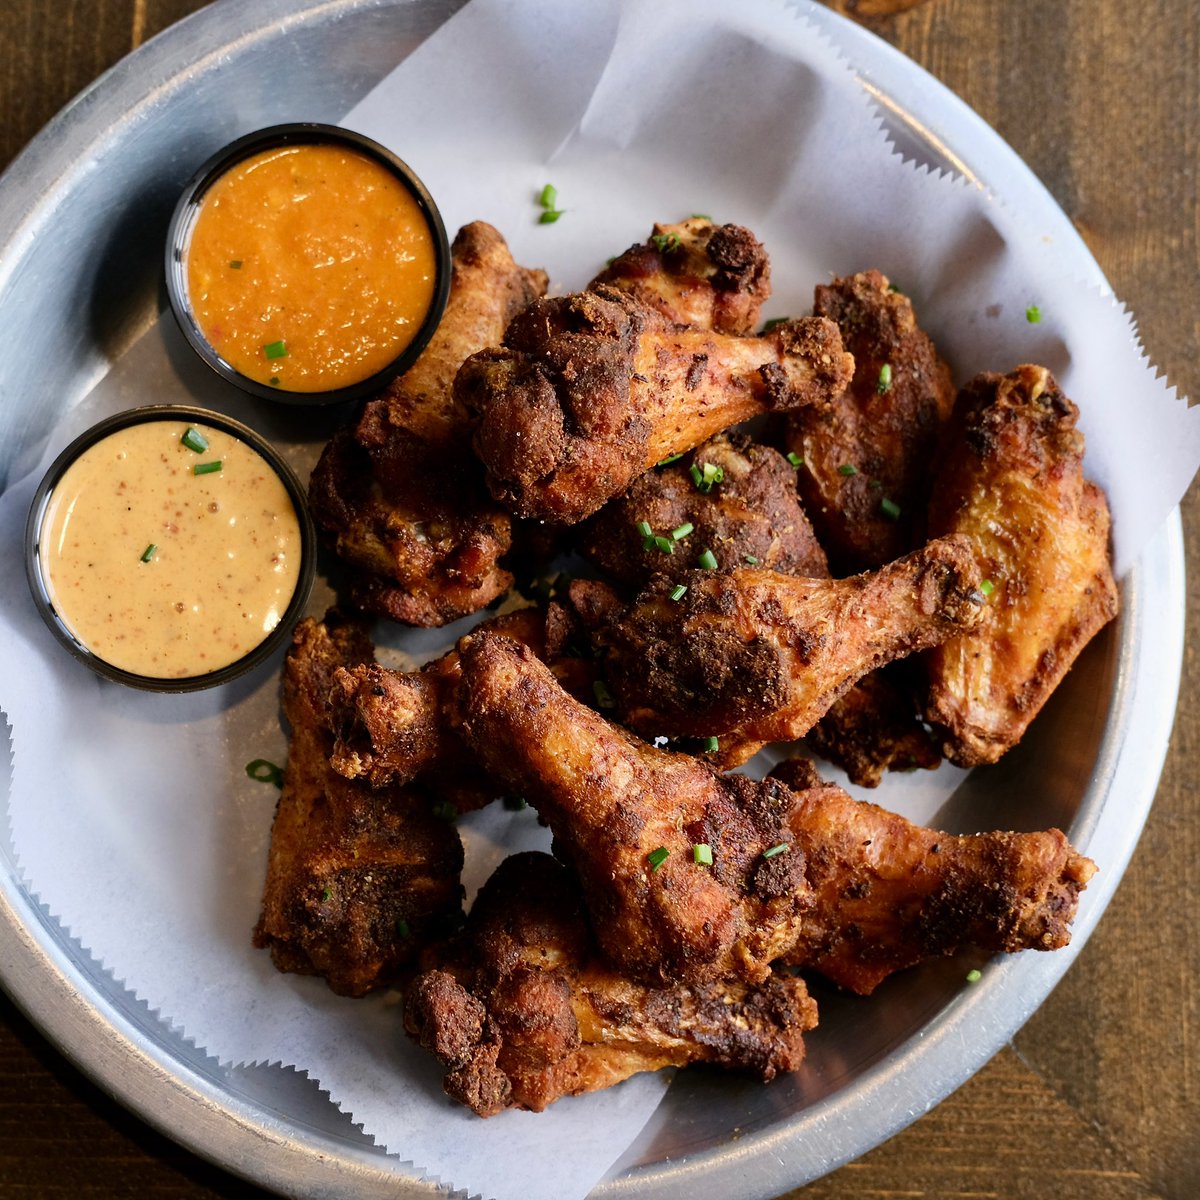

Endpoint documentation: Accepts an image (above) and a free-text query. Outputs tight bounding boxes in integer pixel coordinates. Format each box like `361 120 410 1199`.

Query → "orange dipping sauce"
185 142 438 393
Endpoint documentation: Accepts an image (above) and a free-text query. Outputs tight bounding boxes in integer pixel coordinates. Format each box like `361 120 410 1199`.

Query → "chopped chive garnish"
786 451 803 468
650 232 681 253
653 535 674 554
193 460 222 475
701 736 719 753
877 363 893 394
647 846 670 871
693 843 713 866
1026 304 1042 324
880 496 902 520
140 543 157 563
697 548 718 570
503 794 529 811
539 209 564 224
761 316 789 333
671 522 694 541
263 339 288 360
246 759 285 787
229 260 243 269
965 968 982 983
690 461 724 493
669 584 688 602
743 554 759 565
180 427 208 453
762 842 790 859
539 183 558 210
980 578 996 596
869 478 883 490
321 887 332 902
396 919 411 937
656 451 685 466
432 800 458 822
837 463 858 477
691 212 713 221
593 679 616 709
636 520 653 538
887 282 904 294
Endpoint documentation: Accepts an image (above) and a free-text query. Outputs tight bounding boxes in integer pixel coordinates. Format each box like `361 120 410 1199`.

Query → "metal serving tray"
0 2 1184 1197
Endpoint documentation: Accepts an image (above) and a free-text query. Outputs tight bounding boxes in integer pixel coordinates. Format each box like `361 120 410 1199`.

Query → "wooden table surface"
1 1 1196 1197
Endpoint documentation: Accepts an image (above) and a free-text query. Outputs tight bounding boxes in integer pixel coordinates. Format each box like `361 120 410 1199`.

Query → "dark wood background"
1 1 1196 1196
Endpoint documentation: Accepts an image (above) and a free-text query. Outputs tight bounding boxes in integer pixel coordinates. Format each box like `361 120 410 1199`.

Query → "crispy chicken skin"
589 217 771 335
805 665 942 788
326 606 593 796
457 286 853 524
767 758 1097 994
405 852 817 1116
783 270 956 575
570 534 985 769
454 635 1095 992
924 366 1119 766
307 222 548 626
578 433 828 585
253 615 464 997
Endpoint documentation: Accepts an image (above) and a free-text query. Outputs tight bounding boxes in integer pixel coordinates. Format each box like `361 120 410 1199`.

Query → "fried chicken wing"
805 665 942 787
308 222 548 626
783 269 955 574
253 615 464 997
924 366 1119 766
571 534 985 769
457 286 853 524
577 433 828 585
405 852 817 1115
589 217 771 335
768 758 1097 994
454 634 1095 992
326 605 594 797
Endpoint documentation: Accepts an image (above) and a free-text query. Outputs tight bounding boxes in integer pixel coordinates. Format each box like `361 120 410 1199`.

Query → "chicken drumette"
924 365 1119 766
308 222 547 626
406 851 817 1116
456 286 853 524
253 615 464 997
589 216 771 335
454 632 1094 991
570 534 985 769
782 269 956 575
577 432 828 585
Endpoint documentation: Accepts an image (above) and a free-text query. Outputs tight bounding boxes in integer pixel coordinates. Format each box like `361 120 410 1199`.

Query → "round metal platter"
0 2 1184 1198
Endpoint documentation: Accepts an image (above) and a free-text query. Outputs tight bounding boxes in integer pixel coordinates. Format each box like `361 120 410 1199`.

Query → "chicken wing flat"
456 286 853 524
570 534 984 769
589 217 771 335
924 365 1119 766
577 433 827 586
767 758 1097 994
453 633 1095 991
253 615 464 996
308 222 548 626
406 851 817 1116
783 269 955 575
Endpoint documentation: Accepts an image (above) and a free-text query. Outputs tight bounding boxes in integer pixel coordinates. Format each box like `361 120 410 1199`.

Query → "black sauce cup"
165 123 452 406
25 405 317 692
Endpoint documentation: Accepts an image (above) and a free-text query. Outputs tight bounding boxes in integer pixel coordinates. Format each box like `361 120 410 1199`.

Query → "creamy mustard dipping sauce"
185 142 437 392
38 420 302 679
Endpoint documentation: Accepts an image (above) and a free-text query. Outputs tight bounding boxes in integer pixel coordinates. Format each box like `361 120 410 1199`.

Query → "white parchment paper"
1 1 1196 1198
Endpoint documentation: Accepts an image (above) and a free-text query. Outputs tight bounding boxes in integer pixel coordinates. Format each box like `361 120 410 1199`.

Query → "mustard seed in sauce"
37 420 303 679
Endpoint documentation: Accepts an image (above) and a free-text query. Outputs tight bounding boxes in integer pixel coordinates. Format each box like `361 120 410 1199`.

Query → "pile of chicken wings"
254 216 1115 1116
